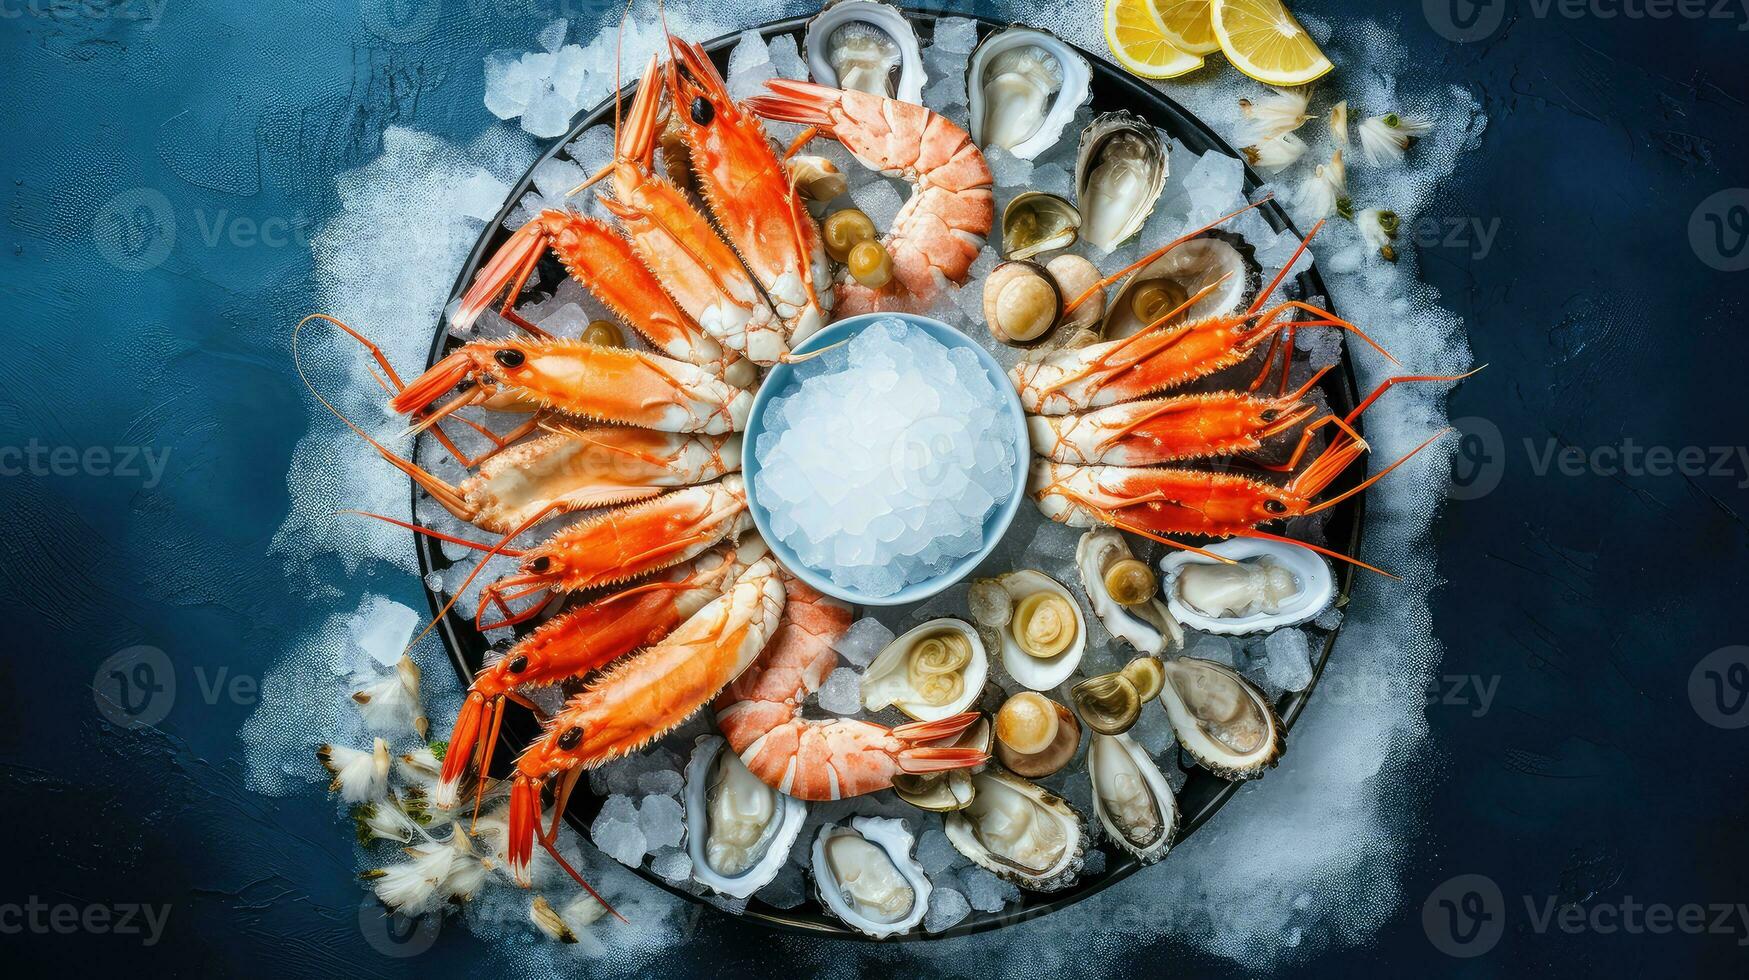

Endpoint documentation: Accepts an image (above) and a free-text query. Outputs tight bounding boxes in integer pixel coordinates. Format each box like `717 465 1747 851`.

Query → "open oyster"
971 570 1086 690
1160 538 1334 635
1002 191 1081 260
967 26 1091 160
684 735 807 898
1075 112 1167 251
1103 231 1261 340
1088 732 1178 864
945 769 1086 892
1076 527 1181 656
1157 657 1284 780
805 0 924 103
861 618 987 722
811 816 931 938
892 716 990 812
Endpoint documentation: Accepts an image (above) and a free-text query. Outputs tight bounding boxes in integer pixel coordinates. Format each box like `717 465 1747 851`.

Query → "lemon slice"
1105 0 1206 80
1154 0 1220 55
1211 0 1333 86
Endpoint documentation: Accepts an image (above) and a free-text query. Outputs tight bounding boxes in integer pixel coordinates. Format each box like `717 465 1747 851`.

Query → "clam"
1002 191 1081 260
981 260 1062 347
805 0 925 103
861 618 987 722
967 26 1091 160
972 570 1086 690
1088 732 1178 864
1157 657 1284 780
945 769 1086 892
1076 527 1181 656
1103 231 1261 340
993 692 1080 778
1160 538 1334 635
1070 656 1165 736
811 816 931 938
1075 112 1168 251
892 716 990 812
1043 253 1106 349
683 735 807 898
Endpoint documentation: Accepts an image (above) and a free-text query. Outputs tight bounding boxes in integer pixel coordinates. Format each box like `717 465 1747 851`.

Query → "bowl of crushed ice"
744 313 1028 605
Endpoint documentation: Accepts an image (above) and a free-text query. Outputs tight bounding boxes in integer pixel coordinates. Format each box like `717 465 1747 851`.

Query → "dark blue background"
4 0 1747 975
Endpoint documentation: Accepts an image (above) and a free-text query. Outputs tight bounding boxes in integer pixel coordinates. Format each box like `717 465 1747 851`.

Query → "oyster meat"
1075 112 1167 251
684 735 807 898
1088 732 1178 864
805 0 925 103
1104 231 1261 340
1160 538 1334 635
861 618 987 722
945 769 1086 892
1076 527 1181 656
1157 657 1284 780
811 816 931 938
967 26 1091 160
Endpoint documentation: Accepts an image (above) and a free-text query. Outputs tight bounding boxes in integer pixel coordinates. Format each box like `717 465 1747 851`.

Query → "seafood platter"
322 4 1442 940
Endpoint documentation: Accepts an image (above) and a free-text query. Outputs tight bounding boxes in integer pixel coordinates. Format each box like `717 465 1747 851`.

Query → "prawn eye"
690 96 713 125
530 555 551 572
556 726 583 750
494 348 525 369
507 654 528 674
1265 499 1288 514
1260 409 1279 422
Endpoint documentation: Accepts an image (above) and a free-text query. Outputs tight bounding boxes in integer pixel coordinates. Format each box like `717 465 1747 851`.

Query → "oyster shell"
892 716 990 812
861 618 987 722
811 815 931 938
1087 732 1178 863
1160 538 1334 635
1103 231 1261 340
1075 112 1168 251
1002 191 1081 260
967 26 1091 160
1076 527 1181 656
1157 657 1284 780
805 0 925 103
683 735 806 898
945 769 1086 892
974 570 1086 690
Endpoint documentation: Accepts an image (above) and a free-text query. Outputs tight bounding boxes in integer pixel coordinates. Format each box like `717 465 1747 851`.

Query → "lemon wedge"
1211 0 1332 86
1105 0 1206 80
1154 0 1220 56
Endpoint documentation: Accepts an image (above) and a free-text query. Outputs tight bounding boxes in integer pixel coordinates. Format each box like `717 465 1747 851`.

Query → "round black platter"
417 8 1366 942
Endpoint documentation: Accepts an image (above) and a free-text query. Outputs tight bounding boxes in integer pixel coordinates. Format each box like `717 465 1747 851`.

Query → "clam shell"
683 735 807 898
1159 538 1334 636
1002 191 1081 260
967 25 1091 160
892 717 989 812
1075 111 1168 251
1103 230 1261 340
805 0 925 103
1076 527 1182 656
986 570 1086 690
861 618 987 722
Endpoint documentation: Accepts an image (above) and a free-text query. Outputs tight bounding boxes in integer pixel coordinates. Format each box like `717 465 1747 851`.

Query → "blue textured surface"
3 0 1748 976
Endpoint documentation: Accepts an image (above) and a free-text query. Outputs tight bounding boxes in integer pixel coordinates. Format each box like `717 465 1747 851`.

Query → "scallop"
805 0 925 103
981 260 1063 347
1075 112 1167 251
974 570 1086 690
945 769 1086 892
683 735 807 898
1160 538 1334 635
1042 253 1106 350
1002 191 1081 260
1088 732 1178 864
1157 657 1285 780
1103 231 1262 340
811 816 931 938
861 618 987 722
967 26 1091 160
1076 527 1181 656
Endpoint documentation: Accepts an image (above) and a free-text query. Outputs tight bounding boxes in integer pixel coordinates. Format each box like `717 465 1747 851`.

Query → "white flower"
1328 100 1349 147
1295 151 1348 221
1356 112 1433 165
353 796 418 844
363 833 487 914
1356 208 1402 261
353 654 427 739
318 738 390 803
442 833 489 903
1243 133 1308 173
1240 86 1314 140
